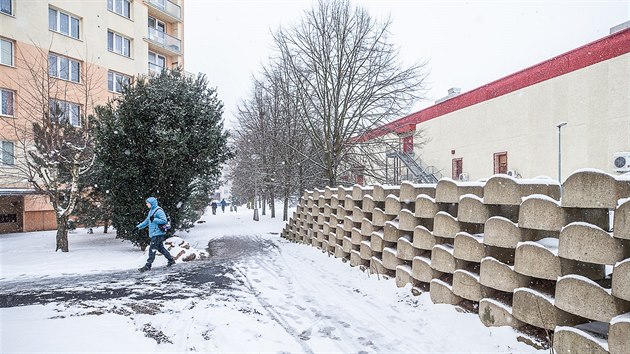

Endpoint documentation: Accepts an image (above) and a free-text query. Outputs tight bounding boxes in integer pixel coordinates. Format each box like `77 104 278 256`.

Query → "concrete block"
360 218 374 237
342 236 352 253
413 225 436 250
565 207 610 231
343 196 356 213
556 275 630 322
360 240 373 260
383 247 404 271
330 196 339 209
399 209 419 232
412 256 436 283
458 194 489 224
435 179 460 204
334 244 348 259
323 204 333 218
362 194 376 213
453 270 482 301
430 279 462 305
433 211 459 239
395 265 414 288
562 169 630 209
370 230 385 252
373 184 400 202
351 227 362 246
514 240 561 280
329 214 339 229
321 239 331 253
385 195 401 215
342 215 354 232
324 186 335 199
454 232 485 263
484 175 560 205
335 227 345 241
479 299 523 328
352 206 364 223
431 244 456 274
519 194 566 231
612 259 630 301
400 181 436 201
336 186 351 201
553 326 609 354
323 222 330 236
352 185 372 201
311 237 321 248
384 220 401 242
370 256 387 276
480 257 530 293
317 196 326 208
415 195 438 218
372 207 393 227
349 249 364 267
512 288 557 330
397 235 421 261
312 189 323 200
559 222 628 265
614 199 630 240
306 196 315 209
484 216 522 249
610 313 630 354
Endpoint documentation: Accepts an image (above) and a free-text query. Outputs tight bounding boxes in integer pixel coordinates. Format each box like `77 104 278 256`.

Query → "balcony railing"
146 0 181 21
148 62 165 74
147 27 181 54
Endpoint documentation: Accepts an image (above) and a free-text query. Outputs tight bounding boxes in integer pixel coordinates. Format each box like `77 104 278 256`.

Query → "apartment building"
0 0 185 233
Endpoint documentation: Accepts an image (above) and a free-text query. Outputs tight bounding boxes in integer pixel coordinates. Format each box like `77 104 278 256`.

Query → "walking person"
220 198 227 213
137 197 175 272
211 200 218 215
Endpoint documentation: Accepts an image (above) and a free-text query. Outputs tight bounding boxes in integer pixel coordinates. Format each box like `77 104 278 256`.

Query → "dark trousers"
145 235 174 268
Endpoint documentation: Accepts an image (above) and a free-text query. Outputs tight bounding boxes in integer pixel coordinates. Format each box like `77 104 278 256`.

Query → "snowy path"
0 207 541 353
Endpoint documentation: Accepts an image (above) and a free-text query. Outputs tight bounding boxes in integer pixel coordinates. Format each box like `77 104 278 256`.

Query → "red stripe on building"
358 27 630 142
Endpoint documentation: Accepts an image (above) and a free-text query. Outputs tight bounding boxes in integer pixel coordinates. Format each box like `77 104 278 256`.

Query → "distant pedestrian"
137 197 175 272
220 199 227 213
211 201 218 215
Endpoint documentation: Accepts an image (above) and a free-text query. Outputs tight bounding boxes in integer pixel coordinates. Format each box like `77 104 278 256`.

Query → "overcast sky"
184 0 629 127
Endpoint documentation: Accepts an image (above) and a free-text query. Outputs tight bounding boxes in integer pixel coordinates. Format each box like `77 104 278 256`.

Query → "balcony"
145 0 181 22
148 62 165 75
146 27 181 55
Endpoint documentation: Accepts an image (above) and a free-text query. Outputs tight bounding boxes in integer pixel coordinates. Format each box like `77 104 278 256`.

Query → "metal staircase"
386 151 442 184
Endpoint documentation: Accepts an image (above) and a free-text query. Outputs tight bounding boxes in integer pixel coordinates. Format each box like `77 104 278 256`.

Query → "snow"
521 194 560 204
0 206 543 353
454 269 480 281
611 312 630 325
561 221 609 234
514 287 555 304
517 238 559 255
459 193 484 202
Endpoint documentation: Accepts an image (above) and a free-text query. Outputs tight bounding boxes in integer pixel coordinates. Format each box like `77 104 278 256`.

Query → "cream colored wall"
417 53 630 182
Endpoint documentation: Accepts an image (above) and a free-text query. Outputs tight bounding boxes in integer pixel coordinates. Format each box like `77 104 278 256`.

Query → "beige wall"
417 53 630 182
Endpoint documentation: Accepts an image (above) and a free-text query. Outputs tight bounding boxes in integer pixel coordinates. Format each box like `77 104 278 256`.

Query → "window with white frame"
49 99 81 127
1 0 12 15
49 8 80 39
49 53 81 83
108 71 131 93
107 30 131 57
107 0 131 18
0 37 13 66
1 89 14 117
0 141 15 166
148 51 166 72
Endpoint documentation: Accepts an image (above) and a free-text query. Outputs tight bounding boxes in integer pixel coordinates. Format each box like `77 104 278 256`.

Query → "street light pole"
556 121 568 185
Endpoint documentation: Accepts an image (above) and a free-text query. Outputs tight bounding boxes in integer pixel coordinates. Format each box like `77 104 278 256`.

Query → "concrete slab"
484 216 522 249
412 256 438 283
479 298 523 328
352 185 373 201
480 257 530 293
360 218 374 237
370 230 385 252
360 240 373 260
458 194 489 224
343 236 352 253
454 232 485 263
514 241 561 280
512 288 557 330
400 181 436 201
349 249 364 267
519 194 566 231
384 220 401 242
385 195 401 215
324 186 336 199
484 175 560 205
395 264 414 288
334 244 349 259
431 244 456 274
562 169 630 209
559 222 628 265
373 184 400 202
351 227 362 245
399 209 419 232
372 207 393 227
433 211 459 239
383 247 404 271
609 313 630 354
415 195 439 218
555 275 630 322
614 199 630 240
397 235 421 261
553 326 609 354
342 215 354 232
362 194 376 213
430 279 462 305
612 259 630 301
413 225 436 251
352 206 364 223
435 179 460 204
452 269 482 301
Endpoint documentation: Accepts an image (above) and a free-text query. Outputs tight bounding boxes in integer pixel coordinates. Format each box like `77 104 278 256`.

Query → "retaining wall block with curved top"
454 232 485 263
433 211 460 239
362 195 376 213
383 247 404 271
350 249 364 267
559 222 628 265
519 194 566 231
373 184 400 202
322 222 330 236
330 195 339 209
343 196 356 212
612 259 630 301
484 175 560 206
318 195 326 208
511 288 557 330
478 298 523 328
335 186 349 201
372 208 392 227
360 218 374 237
370 231 385 252
385 195 402 216
342 215 354 232
324 186 336 199
342 236 352 253
359 240 373 260
334 244 348 259
306 196 315 209
396 264 414 288
458 194 490 224
609 313 630 354
614 199 630 240
555 275 630 322
397 235 421 261
384 220 402 242
483 216 522 249
400 181 436 201
430 279 462 305
553 326 610 354
370 256 386 275
413 225 436 251
412 256 438 283
514 240 561 280
350 228 362 246
452 270 482 301
352 206 364 223
480 257 530 293
415 195 439 218
431 244 457 274
561 169 630 209
435 179 460 204
399 209 419 232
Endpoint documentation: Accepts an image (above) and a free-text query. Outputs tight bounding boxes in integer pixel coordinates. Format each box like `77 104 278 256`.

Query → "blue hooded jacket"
136 197 167 238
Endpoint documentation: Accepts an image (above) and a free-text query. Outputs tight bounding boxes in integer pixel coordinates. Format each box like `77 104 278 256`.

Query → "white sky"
184 0 630 127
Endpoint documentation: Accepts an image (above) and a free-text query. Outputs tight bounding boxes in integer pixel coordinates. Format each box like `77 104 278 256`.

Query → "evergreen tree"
94 69 231 249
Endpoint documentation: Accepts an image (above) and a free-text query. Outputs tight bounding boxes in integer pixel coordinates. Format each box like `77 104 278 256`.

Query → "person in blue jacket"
136 197 175 272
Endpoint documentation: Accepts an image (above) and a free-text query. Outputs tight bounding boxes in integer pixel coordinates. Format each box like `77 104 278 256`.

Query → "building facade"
0 0 185 233
361 26 630 185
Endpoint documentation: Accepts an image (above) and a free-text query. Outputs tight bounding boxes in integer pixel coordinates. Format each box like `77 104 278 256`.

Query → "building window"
107 30 131 57
49 8 80 39
108 71 131 93
49 99 81 127
1 141 15 166
452 158 463 180
148 51 166 73
0 37 13 66
1 0 12 15
402 135 413 154
0 214 18 223
48 53 81 83
494 152 508 175
107 0 131 18
1 89 14 116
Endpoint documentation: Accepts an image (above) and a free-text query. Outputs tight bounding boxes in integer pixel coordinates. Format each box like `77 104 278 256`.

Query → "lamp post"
556 121 568 185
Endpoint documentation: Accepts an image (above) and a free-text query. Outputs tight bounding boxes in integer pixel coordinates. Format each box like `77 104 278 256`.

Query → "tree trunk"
103 220 109 234
262 195 266 216
270 190 276 219
283 189 289 222
56 215 69 252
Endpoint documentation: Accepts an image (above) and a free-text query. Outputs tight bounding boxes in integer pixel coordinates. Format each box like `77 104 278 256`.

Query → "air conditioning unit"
613 152 630 173
507 170 518 177
458 173 469 181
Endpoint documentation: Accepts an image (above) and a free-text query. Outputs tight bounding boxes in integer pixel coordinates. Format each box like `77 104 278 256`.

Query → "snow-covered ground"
0 205 543 353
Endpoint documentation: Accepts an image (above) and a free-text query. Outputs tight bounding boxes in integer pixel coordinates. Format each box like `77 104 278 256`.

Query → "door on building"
452 158 463 179
402 135 413 154
494 152 508 174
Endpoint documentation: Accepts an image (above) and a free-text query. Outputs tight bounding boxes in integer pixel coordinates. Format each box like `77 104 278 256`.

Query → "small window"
452 158 463 180
1 89 14 116
494 152 508 175
108 0 131 18
148 51 166 73
107 71 131 93
48 53 81 83
1 140 15 166
49 8 80 39
0 37 13 66
107 30 131 57
49 99 81 127
1 0 12 15
0 214 18 223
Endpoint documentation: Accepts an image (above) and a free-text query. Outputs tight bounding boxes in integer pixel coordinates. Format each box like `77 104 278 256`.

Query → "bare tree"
272 0 427 186
0 43 101 251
